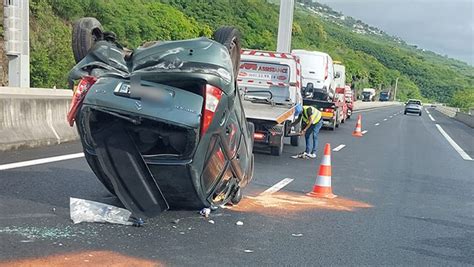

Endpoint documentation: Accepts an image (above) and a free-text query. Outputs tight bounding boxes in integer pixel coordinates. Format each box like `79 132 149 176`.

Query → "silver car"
404 99 422 116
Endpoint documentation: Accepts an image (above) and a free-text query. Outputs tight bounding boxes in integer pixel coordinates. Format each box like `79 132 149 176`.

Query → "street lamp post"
393 77 399 101
276 0 294 53
3 0 30 87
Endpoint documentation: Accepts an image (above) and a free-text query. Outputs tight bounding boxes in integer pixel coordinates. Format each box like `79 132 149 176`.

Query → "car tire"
247 122 255 152
331 119 336 131
404 111 407 115
72 17 103 63
419 112 422 116
290 135 300 147
213 26 241 78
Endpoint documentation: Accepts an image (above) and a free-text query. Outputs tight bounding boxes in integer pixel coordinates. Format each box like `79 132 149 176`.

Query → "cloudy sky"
316 0 474 65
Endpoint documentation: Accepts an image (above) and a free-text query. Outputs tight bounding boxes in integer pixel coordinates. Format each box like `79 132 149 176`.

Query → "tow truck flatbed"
242 100 296 124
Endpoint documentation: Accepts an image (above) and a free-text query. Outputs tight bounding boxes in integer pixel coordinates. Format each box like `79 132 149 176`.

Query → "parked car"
404 99 423 116
67 17 254 218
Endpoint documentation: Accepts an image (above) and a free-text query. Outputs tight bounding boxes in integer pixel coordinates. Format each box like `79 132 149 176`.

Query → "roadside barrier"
0 87 78 151
308 143 337 199
352 115 363 137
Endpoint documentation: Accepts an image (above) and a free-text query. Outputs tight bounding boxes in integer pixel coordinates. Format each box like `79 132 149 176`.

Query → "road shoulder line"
435 124 472 161
0 153 85 170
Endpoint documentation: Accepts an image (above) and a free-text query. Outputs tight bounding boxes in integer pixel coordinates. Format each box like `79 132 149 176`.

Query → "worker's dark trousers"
305 120 323 154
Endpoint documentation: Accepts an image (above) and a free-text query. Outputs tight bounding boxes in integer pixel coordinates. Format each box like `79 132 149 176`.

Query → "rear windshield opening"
87 109 197 158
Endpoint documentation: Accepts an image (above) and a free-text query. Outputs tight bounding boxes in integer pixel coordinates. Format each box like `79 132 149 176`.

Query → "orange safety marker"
352 114 363 137
308 143 337 199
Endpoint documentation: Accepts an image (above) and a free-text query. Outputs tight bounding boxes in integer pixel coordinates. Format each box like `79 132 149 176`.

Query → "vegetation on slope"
25 0 473 108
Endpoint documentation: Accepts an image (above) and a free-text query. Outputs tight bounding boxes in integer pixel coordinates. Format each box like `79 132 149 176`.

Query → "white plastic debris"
208 220 215 224
70 197 133 226
199 208 211 218
236 221 244 226
291 233 303 237
244 249 254 253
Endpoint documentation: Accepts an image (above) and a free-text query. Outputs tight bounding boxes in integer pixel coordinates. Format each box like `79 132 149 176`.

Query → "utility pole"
393 77 399 101
3 0 30 87
276 0 294 53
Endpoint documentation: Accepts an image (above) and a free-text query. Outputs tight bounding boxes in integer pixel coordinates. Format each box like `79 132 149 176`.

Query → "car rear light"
67 76 97 126
324 108 333 112
254 132 265 140
201 84 223 136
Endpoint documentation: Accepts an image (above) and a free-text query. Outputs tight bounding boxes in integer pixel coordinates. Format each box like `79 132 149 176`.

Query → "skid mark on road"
0 251 162 267
333 144 346 152
231 192 372 216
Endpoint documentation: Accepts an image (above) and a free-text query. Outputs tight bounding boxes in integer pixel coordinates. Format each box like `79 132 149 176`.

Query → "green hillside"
22 0 474 107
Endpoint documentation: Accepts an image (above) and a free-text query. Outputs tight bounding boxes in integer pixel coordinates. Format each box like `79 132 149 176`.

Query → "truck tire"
336 113 340 128
290 135 300 146
330 119 336 131
270 136 284 156
72 17 103 63
213 27 241 78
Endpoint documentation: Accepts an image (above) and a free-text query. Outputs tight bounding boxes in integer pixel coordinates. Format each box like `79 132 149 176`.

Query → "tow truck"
238 50 303 156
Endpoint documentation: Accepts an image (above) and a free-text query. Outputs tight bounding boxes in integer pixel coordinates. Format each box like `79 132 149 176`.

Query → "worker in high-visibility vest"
291 105 323 159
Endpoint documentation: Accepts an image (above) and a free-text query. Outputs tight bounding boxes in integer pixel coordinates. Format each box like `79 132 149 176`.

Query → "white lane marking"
435 124 473 161
362 130 368 134
426 110 430 114
333 144 346 152
0 153 85 171
375 123 380 126
428 114 436 122
261 178 294 195
383 118 388 121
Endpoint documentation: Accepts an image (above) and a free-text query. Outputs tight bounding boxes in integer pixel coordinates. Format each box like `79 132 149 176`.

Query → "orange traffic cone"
352 115 363 137
308 143 337 199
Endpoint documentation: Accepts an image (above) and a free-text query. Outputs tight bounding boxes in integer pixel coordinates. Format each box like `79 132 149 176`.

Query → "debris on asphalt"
291 233 303 237
210 205 219 211
70 197 133 226
179 232 185 235
208 220 215 224
199 208 211 218
172 225 177 229
171 219 180 224
244 249 254 253
236 221 244 226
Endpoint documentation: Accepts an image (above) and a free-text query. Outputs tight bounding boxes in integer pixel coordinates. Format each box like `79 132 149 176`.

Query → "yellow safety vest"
302 106 322 125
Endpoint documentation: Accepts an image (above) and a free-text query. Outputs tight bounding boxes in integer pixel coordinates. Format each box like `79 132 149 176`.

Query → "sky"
316 0 474 65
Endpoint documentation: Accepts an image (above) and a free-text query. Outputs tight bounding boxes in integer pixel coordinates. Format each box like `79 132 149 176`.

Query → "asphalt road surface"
1 105 473 266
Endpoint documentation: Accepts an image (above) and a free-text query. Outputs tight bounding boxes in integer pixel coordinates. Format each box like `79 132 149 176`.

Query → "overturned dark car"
67 18 254 218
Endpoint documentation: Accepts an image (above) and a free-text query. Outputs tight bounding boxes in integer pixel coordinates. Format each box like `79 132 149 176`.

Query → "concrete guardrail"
353 101 401 111
435 105 459 118
0 87 79 151
434 104 474 128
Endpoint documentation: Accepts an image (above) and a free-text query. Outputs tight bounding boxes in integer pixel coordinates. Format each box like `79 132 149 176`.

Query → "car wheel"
419 112 422 116
72 17 103 63
213 26 241 78
331 120 336 131
230 187 243 205
290 135 300 146
404 111 407 115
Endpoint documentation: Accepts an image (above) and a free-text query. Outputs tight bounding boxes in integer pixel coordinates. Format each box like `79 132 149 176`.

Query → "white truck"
238 50 303 156
362 88 376 102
